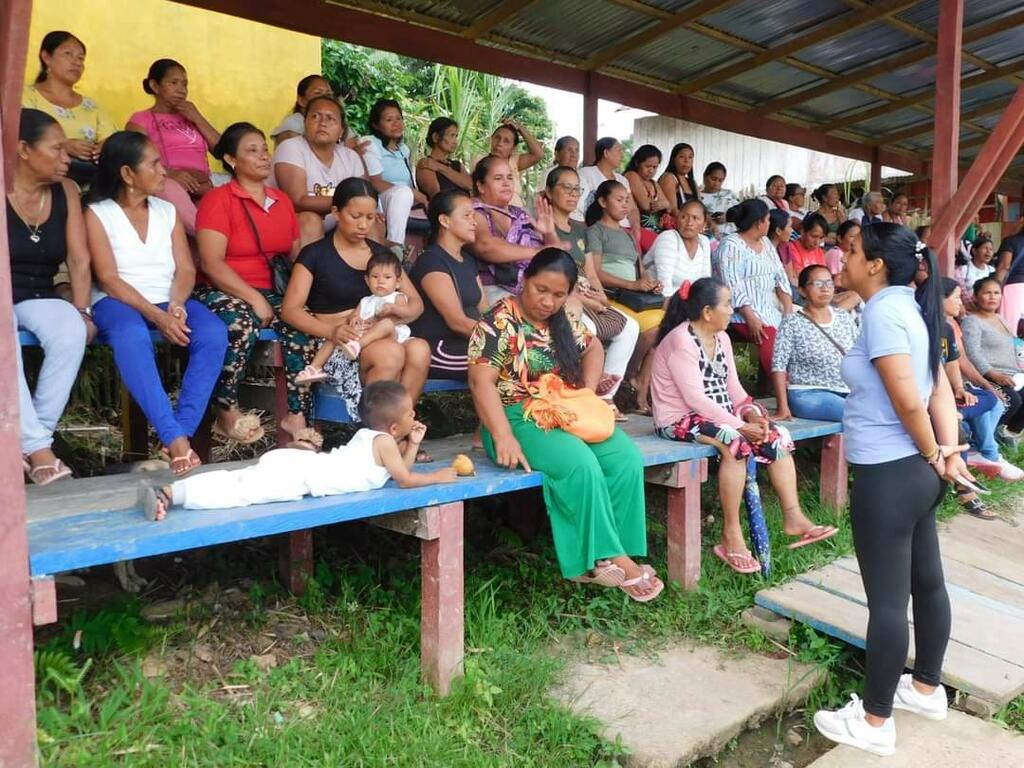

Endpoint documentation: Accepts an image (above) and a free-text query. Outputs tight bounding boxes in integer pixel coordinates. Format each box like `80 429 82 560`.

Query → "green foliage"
320 39 553 197
50 603 152 658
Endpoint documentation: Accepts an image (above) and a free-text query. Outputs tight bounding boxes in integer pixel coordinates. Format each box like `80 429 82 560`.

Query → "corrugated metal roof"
794 22 920 73
787 89 881 123
897 0 1024 31
966 27 1024 67
613 25 741 83
496 0 651 61
329 0 1024 178
709 60 820 104
698 0 850 48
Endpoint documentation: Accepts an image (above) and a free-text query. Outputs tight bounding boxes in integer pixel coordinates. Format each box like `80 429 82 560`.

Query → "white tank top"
89 196 177 305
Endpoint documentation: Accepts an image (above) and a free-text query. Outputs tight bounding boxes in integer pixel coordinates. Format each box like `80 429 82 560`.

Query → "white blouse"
649 230 712 296
90 196 177 305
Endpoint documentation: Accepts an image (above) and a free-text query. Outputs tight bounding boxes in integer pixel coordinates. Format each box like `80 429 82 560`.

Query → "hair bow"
678 281 692 300
914 240 927 261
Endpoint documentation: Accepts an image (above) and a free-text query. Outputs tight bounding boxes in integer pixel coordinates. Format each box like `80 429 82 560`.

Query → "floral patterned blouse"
22 84 115 144
469 297 592 406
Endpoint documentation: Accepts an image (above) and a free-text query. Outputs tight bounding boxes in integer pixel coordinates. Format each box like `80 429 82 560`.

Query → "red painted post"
665 459 706 590
930 86 1024 246
31 577 57 627
929 0 964 276
278 530 313 596
420 502 464 696
869 146 882 194
0 1 42 764
582 73 598 162
820 434 848 512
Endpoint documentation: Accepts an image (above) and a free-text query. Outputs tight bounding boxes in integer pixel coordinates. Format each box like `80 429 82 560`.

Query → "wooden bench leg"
279 530 313 596
420 502 464 696
820 434 848 511
121 386 150 462
646 459 706 590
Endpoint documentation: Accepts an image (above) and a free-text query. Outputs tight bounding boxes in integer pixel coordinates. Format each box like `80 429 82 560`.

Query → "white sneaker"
998 457 1024 482
892 674 948 721
814 694 896 757
966 451 1002 478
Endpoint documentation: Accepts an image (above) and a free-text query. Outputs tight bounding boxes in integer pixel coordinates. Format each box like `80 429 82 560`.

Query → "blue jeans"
787 388 846 422
93 297 228 447
959 386 1003 462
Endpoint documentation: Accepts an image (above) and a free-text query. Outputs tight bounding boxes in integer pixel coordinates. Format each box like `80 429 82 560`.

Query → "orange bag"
522 373 615 443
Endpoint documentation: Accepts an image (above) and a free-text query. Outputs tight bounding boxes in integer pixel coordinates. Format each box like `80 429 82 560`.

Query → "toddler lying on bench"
139 381 457 520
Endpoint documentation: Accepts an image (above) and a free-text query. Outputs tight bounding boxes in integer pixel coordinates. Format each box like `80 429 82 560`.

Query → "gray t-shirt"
841 285 932 464
586 222 638 283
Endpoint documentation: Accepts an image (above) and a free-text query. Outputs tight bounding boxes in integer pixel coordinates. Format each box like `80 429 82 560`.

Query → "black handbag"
607 288 664 312
240 201 291 295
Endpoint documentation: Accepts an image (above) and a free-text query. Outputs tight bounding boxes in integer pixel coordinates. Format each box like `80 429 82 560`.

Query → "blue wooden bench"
24 414 845 695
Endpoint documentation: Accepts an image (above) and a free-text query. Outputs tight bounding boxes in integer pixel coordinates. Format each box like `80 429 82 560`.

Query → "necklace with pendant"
12 188 47 243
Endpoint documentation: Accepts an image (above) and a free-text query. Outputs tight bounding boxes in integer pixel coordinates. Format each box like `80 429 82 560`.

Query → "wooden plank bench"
25 414 844 696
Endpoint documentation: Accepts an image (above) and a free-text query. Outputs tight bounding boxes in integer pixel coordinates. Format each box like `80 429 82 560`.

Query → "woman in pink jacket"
649 277 837 573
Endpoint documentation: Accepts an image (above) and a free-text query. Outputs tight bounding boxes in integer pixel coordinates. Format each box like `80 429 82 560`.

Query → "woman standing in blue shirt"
813 224 968 756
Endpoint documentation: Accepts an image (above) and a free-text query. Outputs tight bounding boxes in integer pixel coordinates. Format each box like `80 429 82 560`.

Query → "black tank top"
7 182 68 304
436 160 469 195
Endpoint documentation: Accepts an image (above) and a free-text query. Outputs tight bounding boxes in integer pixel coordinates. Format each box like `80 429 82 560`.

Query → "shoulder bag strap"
797 311 848 356
238 197 274 272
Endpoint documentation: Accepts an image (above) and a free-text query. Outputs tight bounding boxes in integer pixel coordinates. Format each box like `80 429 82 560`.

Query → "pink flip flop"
713 543 761 574
787 525 839 550
295 365 329 385
618 569 664 602
572 560 626 587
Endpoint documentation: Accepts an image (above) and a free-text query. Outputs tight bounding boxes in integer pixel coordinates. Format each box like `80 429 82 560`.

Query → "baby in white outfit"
140 381 457 519
297 249 412 385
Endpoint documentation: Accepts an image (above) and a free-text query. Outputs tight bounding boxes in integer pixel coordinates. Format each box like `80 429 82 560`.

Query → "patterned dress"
468 298 648 578
656 326 793 462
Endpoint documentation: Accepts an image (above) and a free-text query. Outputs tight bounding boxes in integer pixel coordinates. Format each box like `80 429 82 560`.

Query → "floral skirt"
322 348 362 418
656 412 793 464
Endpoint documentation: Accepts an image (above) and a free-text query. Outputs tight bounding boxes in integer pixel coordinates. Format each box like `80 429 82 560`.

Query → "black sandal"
958 490 997 520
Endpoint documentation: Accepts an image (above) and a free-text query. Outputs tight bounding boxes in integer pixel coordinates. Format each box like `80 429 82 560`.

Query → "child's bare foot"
340 340 361 360
139 483 173 522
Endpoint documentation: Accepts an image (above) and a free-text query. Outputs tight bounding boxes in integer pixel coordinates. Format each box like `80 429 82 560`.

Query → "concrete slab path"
809 709 1024 767
554 642 822 767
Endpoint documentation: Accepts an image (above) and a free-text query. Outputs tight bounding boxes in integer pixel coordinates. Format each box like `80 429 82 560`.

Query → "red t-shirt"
780 239 826 275
195 180 299 290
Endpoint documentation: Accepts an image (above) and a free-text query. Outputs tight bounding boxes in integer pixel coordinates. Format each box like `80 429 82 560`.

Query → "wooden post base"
820 434 848 512
419 502 465 696
646 459 707 590
279 529 313 596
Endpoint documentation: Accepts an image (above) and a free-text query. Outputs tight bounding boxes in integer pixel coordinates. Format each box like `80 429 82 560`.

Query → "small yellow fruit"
452 454 475 476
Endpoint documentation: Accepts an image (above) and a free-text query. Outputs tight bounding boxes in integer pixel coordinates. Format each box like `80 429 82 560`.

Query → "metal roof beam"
460 0 539 40
872 96 1014 147
755 7 1024 117
580 0 738 72
676 0 917 95
822 59 1024 132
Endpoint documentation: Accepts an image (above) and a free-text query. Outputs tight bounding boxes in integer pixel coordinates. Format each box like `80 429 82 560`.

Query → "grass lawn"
33 403 1024 766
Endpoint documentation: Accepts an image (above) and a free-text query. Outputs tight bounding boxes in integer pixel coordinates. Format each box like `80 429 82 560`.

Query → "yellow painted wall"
26 0 321 142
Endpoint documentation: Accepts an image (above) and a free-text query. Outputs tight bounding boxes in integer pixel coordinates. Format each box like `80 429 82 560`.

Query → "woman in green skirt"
468 248 662 602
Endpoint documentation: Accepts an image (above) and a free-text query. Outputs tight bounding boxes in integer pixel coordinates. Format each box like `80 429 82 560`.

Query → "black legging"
850 454 951 718
993 382 1024 432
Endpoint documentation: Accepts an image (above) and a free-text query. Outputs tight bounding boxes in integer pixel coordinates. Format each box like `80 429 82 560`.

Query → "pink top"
650 321 759 430
128 110 211 174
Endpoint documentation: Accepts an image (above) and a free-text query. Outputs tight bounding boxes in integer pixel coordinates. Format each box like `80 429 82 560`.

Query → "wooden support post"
869 146 882 193
582 73 598 164
31 576 57 626
929 0 964 276
420 502 464 696
121 388 150 462
646 460 707 589
278 530 313 596
0 1 42 763
820 434 848 512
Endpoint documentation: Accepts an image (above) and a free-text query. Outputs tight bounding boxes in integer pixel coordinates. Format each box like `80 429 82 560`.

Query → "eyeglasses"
809 279 835 289
556 183 583 195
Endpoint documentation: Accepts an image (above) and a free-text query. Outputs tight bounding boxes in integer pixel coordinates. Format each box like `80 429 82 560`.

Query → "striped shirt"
713 233 790 327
